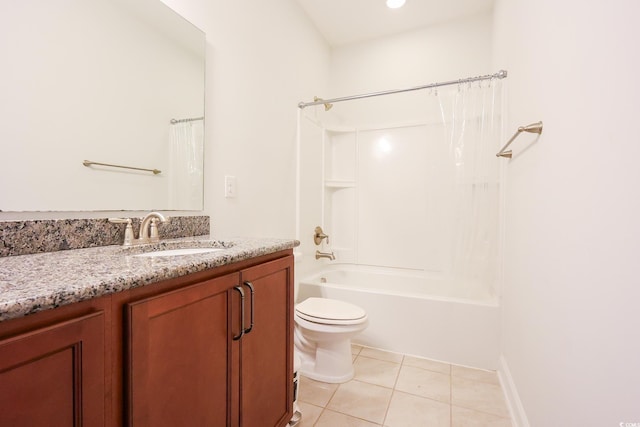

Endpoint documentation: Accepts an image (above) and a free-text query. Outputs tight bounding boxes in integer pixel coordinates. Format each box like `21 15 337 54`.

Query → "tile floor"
296 345 513 427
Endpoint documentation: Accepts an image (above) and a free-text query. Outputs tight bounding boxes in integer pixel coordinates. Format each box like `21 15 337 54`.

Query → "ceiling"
294 0 494 47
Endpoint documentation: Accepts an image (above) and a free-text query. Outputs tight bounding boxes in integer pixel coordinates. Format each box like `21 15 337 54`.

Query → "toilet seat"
296 297 367 326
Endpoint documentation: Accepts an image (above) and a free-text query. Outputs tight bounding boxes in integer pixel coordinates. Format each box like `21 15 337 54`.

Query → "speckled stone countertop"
0 236 298 322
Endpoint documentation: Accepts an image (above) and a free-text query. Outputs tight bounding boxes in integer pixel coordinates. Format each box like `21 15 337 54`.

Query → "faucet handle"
149 218 160 242
108 218 134 246
314 226 329 245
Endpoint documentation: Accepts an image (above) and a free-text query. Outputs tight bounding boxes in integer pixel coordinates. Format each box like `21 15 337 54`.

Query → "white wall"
494 0 640 425
329 12 493 98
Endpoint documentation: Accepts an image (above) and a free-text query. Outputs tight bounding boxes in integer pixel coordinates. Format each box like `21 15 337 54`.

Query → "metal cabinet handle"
232 286 245 341
243 281 255 334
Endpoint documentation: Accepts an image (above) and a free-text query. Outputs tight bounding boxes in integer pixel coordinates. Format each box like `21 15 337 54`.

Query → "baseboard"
498 355 530 427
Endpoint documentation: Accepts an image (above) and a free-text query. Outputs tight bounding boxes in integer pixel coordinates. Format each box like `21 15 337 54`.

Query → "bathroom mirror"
0 0 205 211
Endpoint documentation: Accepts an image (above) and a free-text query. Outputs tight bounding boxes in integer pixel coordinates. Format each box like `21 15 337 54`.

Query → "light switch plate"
224 175 237 198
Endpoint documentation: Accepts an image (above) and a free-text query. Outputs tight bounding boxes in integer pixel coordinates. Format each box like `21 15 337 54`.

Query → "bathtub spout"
315 250 336 261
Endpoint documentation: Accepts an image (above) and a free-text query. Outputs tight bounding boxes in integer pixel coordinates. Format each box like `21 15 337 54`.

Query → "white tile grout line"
380 354 405 426
450 366 454 427
312 385 339 427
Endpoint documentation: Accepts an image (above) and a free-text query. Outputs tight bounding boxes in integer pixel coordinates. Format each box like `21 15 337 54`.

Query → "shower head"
313 96 333 111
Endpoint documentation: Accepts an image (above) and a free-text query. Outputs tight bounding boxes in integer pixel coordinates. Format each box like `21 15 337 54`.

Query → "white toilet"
294 297 368 383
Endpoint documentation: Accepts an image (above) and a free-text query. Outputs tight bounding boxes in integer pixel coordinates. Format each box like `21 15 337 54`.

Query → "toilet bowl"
294 297 368 383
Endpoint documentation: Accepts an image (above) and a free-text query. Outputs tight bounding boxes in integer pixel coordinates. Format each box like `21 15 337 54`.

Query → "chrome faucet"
315 250 336 261
138 212 168 243
108 212 168 246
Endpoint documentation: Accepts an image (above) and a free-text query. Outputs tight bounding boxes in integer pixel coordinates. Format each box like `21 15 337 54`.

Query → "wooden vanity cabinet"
0 250 293 427
124 254 294 427
0 297 109 427
236 257 294 427
126 272 236 426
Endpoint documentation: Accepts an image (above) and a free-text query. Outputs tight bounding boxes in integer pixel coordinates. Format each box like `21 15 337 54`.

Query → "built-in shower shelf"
324 180 356 188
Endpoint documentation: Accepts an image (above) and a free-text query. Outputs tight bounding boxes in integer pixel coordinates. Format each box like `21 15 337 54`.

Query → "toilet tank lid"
296 297 366 321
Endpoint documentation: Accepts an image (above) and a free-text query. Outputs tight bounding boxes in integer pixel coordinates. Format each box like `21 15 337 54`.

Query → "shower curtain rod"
297 70 507 109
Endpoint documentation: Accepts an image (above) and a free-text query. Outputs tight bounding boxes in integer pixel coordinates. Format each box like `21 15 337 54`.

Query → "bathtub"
297 264 500 370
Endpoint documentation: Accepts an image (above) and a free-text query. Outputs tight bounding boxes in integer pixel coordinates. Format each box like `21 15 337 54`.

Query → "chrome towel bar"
496 121 543 158
82 160 161 175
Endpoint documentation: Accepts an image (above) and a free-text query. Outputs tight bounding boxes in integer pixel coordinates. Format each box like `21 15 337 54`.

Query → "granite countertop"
0 236 298 322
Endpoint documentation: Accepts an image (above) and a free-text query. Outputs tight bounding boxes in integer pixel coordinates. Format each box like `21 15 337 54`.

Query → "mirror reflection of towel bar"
170 116 204 124
496 121 543 158
82 160 162 175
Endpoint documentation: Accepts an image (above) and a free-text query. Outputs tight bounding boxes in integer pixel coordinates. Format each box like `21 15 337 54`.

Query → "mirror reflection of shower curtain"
436 81 503 297
169 120 204 210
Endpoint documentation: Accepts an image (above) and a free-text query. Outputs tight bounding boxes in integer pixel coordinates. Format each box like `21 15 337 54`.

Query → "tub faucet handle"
314 226 329 245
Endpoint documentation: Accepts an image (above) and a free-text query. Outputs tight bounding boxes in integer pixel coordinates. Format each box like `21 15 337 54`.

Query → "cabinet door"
0 311 106 427
239 256 294 427
126 273 240 427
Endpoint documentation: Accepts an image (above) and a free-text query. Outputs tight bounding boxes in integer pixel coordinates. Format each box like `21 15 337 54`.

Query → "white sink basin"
134 247 225 258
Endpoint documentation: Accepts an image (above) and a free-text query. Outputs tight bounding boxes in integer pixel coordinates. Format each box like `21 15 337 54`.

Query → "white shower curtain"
169 120 204 210
436 80 503 296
